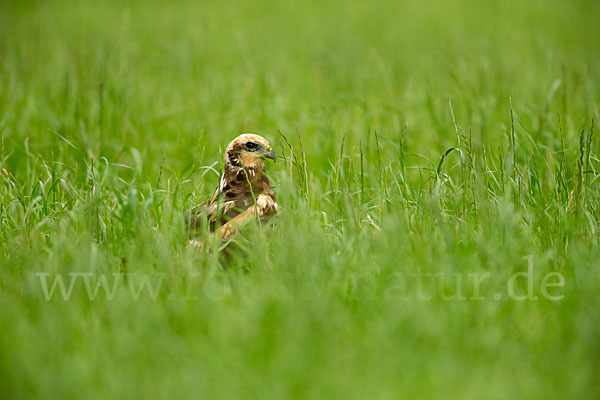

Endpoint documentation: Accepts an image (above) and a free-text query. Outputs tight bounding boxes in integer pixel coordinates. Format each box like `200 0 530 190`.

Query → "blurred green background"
1 0 599 398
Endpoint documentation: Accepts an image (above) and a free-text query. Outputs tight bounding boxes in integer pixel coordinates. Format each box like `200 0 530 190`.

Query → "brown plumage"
186 134 279 248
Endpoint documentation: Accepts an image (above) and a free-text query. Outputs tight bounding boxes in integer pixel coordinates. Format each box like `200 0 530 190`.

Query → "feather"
186 134 278 249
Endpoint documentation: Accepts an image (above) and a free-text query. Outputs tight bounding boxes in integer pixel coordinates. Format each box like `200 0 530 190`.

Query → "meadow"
1 0 599 398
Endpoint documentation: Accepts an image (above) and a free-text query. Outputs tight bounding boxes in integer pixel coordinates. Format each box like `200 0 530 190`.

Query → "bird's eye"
245 142 258 151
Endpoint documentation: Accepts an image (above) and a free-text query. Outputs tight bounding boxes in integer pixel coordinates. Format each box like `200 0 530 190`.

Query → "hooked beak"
263 147 276 162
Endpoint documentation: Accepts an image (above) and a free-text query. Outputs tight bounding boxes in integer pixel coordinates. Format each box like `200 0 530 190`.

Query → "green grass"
1 0 600 398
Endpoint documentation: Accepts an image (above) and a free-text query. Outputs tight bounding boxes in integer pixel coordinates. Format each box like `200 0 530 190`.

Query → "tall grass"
1 0 599 398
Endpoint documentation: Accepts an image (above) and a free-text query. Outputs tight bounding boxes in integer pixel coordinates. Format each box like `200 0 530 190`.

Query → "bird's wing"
216 193 278 242
186 187 239 236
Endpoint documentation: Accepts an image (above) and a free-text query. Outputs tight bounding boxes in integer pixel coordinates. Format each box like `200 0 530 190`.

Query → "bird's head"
225 134 276 169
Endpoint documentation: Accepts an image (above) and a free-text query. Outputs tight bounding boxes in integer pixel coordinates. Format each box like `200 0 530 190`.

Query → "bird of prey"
186 134 279 249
